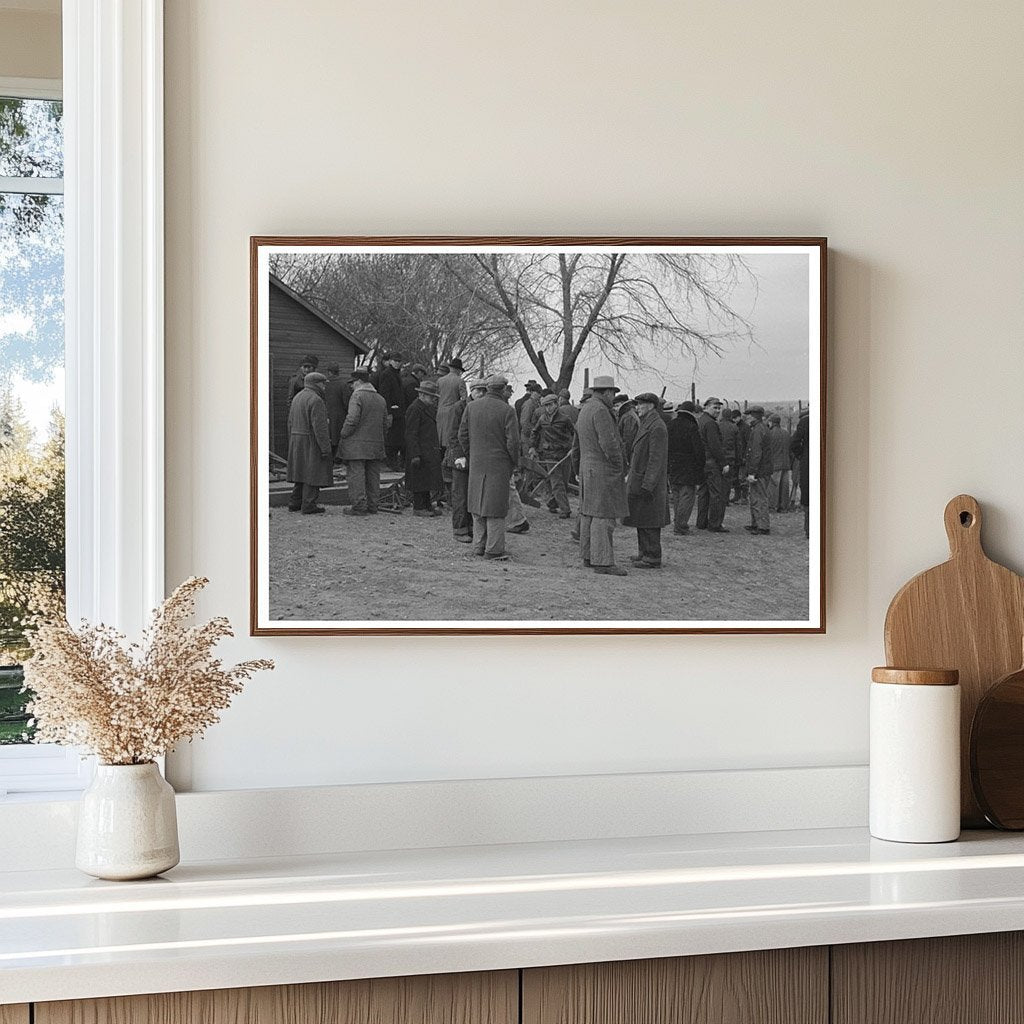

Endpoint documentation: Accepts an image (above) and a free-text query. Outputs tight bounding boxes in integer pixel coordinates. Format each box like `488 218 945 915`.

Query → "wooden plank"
0 1007 30 1024
522 949 828 1024
36 971 518 1024
883 494 1024 825
832 933 1024 1024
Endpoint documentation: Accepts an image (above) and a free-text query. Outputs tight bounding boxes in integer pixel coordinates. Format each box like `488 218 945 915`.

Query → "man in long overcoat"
696 396 730 533
625 393 670 568
338 367 387 515
456 375 520 560
404 379 444 516
789 407 811 539
445 378 487 542
373 352 407 470
324 363 353 461
718 408 740 505
576 376 629 576
667 400 705 534
286 371 333 514
436 357 468 453
744 406 773 535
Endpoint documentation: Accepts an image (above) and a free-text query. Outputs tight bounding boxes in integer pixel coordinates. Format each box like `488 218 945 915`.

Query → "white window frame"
0 0 165 797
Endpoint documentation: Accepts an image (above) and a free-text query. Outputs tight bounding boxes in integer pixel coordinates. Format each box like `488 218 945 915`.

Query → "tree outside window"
0 94 65 744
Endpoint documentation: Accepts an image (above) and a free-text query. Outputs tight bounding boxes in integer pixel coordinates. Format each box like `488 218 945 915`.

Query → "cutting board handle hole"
960 511 974 527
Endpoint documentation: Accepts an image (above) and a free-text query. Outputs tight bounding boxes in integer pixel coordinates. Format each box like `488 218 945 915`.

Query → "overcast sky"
502 252 812 405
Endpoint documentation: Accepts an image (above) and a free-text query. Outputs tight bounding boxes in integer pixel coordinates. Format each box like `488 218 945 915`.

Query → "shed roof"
269 273 370 353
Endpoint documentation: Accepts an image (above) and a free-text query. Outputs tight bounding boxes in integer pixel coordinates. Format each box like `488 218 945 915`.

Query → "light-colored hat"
468 378 488 392
304 372 328 387
416 380 440 397
486 374 509 393
541 393 559 406
591 375 619 392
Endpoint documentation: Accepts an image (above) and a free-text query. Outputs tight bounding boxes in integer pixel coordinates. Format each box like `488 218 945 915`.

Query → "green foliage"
0 395 65 667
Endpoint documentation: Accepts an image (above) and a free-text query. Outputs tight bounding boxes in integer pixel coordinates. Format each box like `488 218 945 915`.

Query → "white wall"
164 1 1024 792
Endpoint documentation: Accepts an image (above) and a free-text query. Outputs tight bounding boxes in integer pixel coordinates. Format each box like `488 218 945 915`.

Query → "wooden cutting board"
884 494 1024 826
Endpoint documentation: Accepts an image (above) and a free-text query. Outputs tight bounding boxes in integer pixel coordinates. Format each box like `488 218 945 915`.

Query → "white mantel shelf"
4 827 1024 1005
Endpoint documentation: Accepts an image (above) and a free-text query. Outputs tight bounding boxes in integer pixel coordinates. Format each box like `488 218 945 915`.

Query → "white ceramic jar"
76 762 180 880
870 667 961 843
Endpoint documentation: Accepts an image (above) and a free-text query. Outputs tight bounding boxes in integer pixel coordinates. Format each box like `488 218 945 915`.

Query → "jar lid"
871 667 959 686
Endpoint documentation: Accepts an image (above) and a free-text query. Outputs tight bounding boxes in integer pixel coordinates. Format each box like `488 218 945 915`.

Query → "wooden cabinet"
14 932 1024 1024
832 932 1024 1024
34 972 518 1024
522 948 828 1024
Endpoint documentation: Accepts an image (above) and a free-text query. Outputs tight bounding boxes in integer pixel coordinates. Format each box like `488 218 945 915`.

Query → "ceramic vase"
76 762 180 880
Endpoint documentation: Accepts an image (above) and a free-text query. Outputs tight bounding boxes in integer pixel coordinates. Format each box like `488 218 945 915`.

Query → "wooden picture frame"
250 236 826 635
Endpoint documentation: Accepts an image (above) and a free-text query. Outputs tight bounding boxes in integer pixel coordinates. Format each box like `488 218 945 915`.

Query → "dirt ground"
268 494 810 623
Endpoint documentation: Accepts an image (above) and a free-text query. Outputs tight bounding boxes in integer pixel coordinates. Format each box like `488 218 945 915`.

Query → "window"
0 79 82 795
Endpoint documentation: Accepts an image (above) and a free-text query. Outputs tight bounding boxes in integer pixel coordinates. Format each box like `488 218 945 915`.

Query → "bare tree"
439 252 754 392
272 253 518 374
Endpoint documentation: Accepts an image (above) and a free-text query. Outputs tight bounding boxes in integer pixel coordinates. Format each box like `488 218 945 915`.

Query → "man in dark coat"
528 393 575 518
286 371 332 514
768 414 792 512
695 396 730 533
401 363 427 410
286 354 318 405
576 375 629 576
404 379 444 516
338 367 387 515
789 407 811 539
445 378 486 542
373 352 407 470
323 363 353 461
514 380 540 419
625 393 670 568
718 408 740 505
667 400 705 534
615 396 640 468
456 375 520 560
744 406 773 535
732 410 750 503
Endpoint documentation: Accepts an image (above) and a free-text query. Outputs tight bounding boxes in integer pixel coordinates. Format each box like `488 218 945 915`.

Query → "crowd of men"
284 351 811 575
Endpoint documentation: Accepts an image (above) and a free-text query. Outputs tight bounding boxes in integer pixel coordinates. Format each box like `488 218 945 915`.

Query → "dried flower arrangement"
23 577 273 765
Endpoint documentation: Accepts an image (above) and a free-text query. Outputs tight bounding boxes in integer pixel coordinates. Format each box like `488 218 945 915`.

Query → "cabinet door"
832 932 1024 1024
0 1007 30 1024
36 971 518 1024
523 949 828 1024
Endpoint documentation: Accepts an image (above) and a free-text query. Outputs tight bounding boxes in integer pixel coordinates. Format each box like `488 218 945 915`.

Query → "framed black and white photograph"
250 237 826 635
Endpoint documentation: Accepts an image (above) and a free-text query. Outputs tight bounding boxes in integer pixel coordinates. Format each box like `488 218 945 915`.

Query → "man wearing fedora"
338 367 387 516
625 393 670 568
445 378 487 542
373 351 408 470
456 375 520 560
404 378 444 516
576 375 629 576
286 371 333 514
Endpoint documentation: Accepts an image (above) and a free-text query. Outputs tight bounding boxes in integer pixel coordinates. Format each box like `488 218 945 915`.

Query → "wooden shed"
268 274 369 458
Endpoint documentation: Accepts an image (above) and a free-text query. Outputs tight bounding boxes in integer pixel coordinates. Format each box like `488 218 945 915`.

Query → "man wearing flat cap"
625 393 670 568
696 396 730 533
338 367 387 515
576 375 629 576
287 353 319 405
744 405 773 535
404 379 444 517
667 400 705 534
457 375 521 560
286 371 333 514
